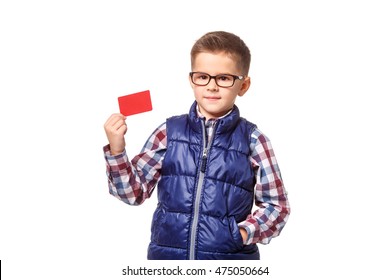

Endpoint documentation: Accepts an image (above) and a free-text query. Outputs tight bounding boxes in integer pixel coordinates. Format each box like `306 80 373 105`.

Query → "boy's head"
190 31 251 76
189 31 252 120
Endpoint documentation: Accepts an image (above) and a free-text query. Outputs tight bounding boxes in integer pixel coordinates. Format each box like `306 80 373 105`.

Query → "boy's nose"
207 77 218 90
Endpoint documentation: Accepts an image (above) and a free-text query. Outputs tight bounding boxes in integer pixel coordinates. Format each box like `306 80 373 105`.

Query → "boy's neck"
196 105 233 122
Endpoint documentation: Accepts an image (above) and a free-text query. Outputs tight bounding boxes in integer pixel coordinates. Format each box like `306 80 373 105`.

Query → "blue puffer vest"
147 102 260 260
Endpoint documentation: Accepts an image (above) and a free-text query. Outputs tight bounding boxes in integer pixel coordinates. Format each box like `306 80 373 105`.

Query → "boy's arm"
103 123 167 205
238 128 290 245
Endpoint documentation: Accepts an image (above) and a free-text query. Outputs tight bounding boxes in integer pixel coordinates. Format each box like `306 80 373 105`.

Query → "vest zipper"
200 148 208 173
189 120 217 260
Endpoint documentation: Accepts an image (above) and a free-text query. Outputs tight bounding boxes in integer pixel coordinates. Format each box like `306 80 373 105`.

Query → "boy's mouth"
204 96 221 100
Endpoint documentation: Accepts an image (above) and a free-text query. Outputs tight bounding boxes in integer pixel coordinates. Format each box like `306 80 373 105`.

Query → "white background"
0 0 389 279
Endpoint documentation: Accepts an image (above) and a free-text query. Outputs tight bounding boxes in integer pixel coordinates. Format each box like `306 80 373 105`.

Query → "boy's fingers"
105 113 125 124
111 119 127 132
105 114 126 130
116 124 127 135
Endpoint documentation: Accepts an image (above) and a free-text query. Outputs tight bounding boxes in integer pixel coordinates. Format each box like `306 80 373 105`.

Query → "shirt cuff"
103 144 130 173
238 218 259 245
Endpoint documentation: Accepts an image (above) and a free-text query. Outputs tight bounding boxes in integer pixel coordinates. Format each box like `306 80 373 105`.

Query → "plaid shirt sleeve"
238 128 291 245
103 123 167 205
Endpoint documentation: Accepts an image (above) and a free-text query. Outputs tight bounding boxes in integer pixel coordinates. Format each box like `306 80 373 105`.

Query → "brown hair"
190 31 251 76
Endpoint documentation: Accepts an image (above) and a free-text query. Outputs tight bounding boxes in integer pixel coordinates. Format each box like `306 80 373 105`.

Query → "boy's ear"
238 76 251 97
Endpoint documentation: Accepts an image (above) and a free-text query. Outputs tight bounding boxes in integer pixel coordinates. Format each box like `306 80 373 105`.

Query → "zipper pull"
200 148 208 173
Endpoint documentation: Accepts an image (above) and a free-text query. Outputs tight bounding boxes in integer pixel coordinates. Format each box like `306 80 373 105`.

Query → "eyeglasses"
189 72 244 88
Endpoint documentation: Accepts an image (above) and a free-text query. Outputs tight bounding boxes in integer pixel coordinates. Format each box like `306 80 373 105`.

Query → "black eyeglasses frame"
189 72 244 88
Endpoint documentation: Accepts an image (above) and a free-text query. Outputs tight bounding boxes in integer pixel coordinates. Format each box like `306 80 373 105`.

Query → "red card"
118 90 153 116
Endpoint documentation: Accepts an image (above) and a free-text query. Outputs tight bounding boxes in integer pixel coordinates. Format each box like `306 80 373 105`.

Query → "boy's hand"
104 113 127 155
240 228 248 244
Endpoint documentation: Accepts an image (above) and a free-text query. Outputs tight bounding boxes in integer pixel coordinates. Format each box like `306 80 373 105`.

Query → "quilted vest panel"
147 102 260 260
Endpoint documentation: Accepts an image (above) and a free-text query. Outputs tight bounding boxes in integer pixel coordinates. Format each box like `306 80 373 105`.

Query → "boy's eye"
199 75 209 80
217 75 233 81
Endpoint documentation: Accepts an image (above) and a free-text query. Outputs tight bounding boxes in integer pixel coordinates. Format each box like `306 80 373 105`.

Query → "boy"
103 31 290 260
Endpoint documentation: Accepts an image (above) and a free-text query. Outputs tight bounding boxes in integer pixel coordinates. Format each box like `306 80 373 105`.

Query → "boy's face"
189 52 250 120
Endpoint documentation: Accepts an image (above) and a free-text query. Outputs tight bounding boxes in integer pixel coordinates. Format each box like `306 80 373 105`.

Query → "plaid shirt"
104 114 290 245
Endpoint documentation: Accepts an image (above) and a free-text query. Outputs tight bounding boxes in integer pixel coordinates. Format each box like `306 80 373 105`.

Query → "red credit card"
118 90 153 116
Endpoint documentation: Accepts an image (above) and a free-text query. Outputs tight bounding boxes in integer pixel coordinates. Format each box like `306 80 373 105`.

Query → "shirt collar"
196 105 233 122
